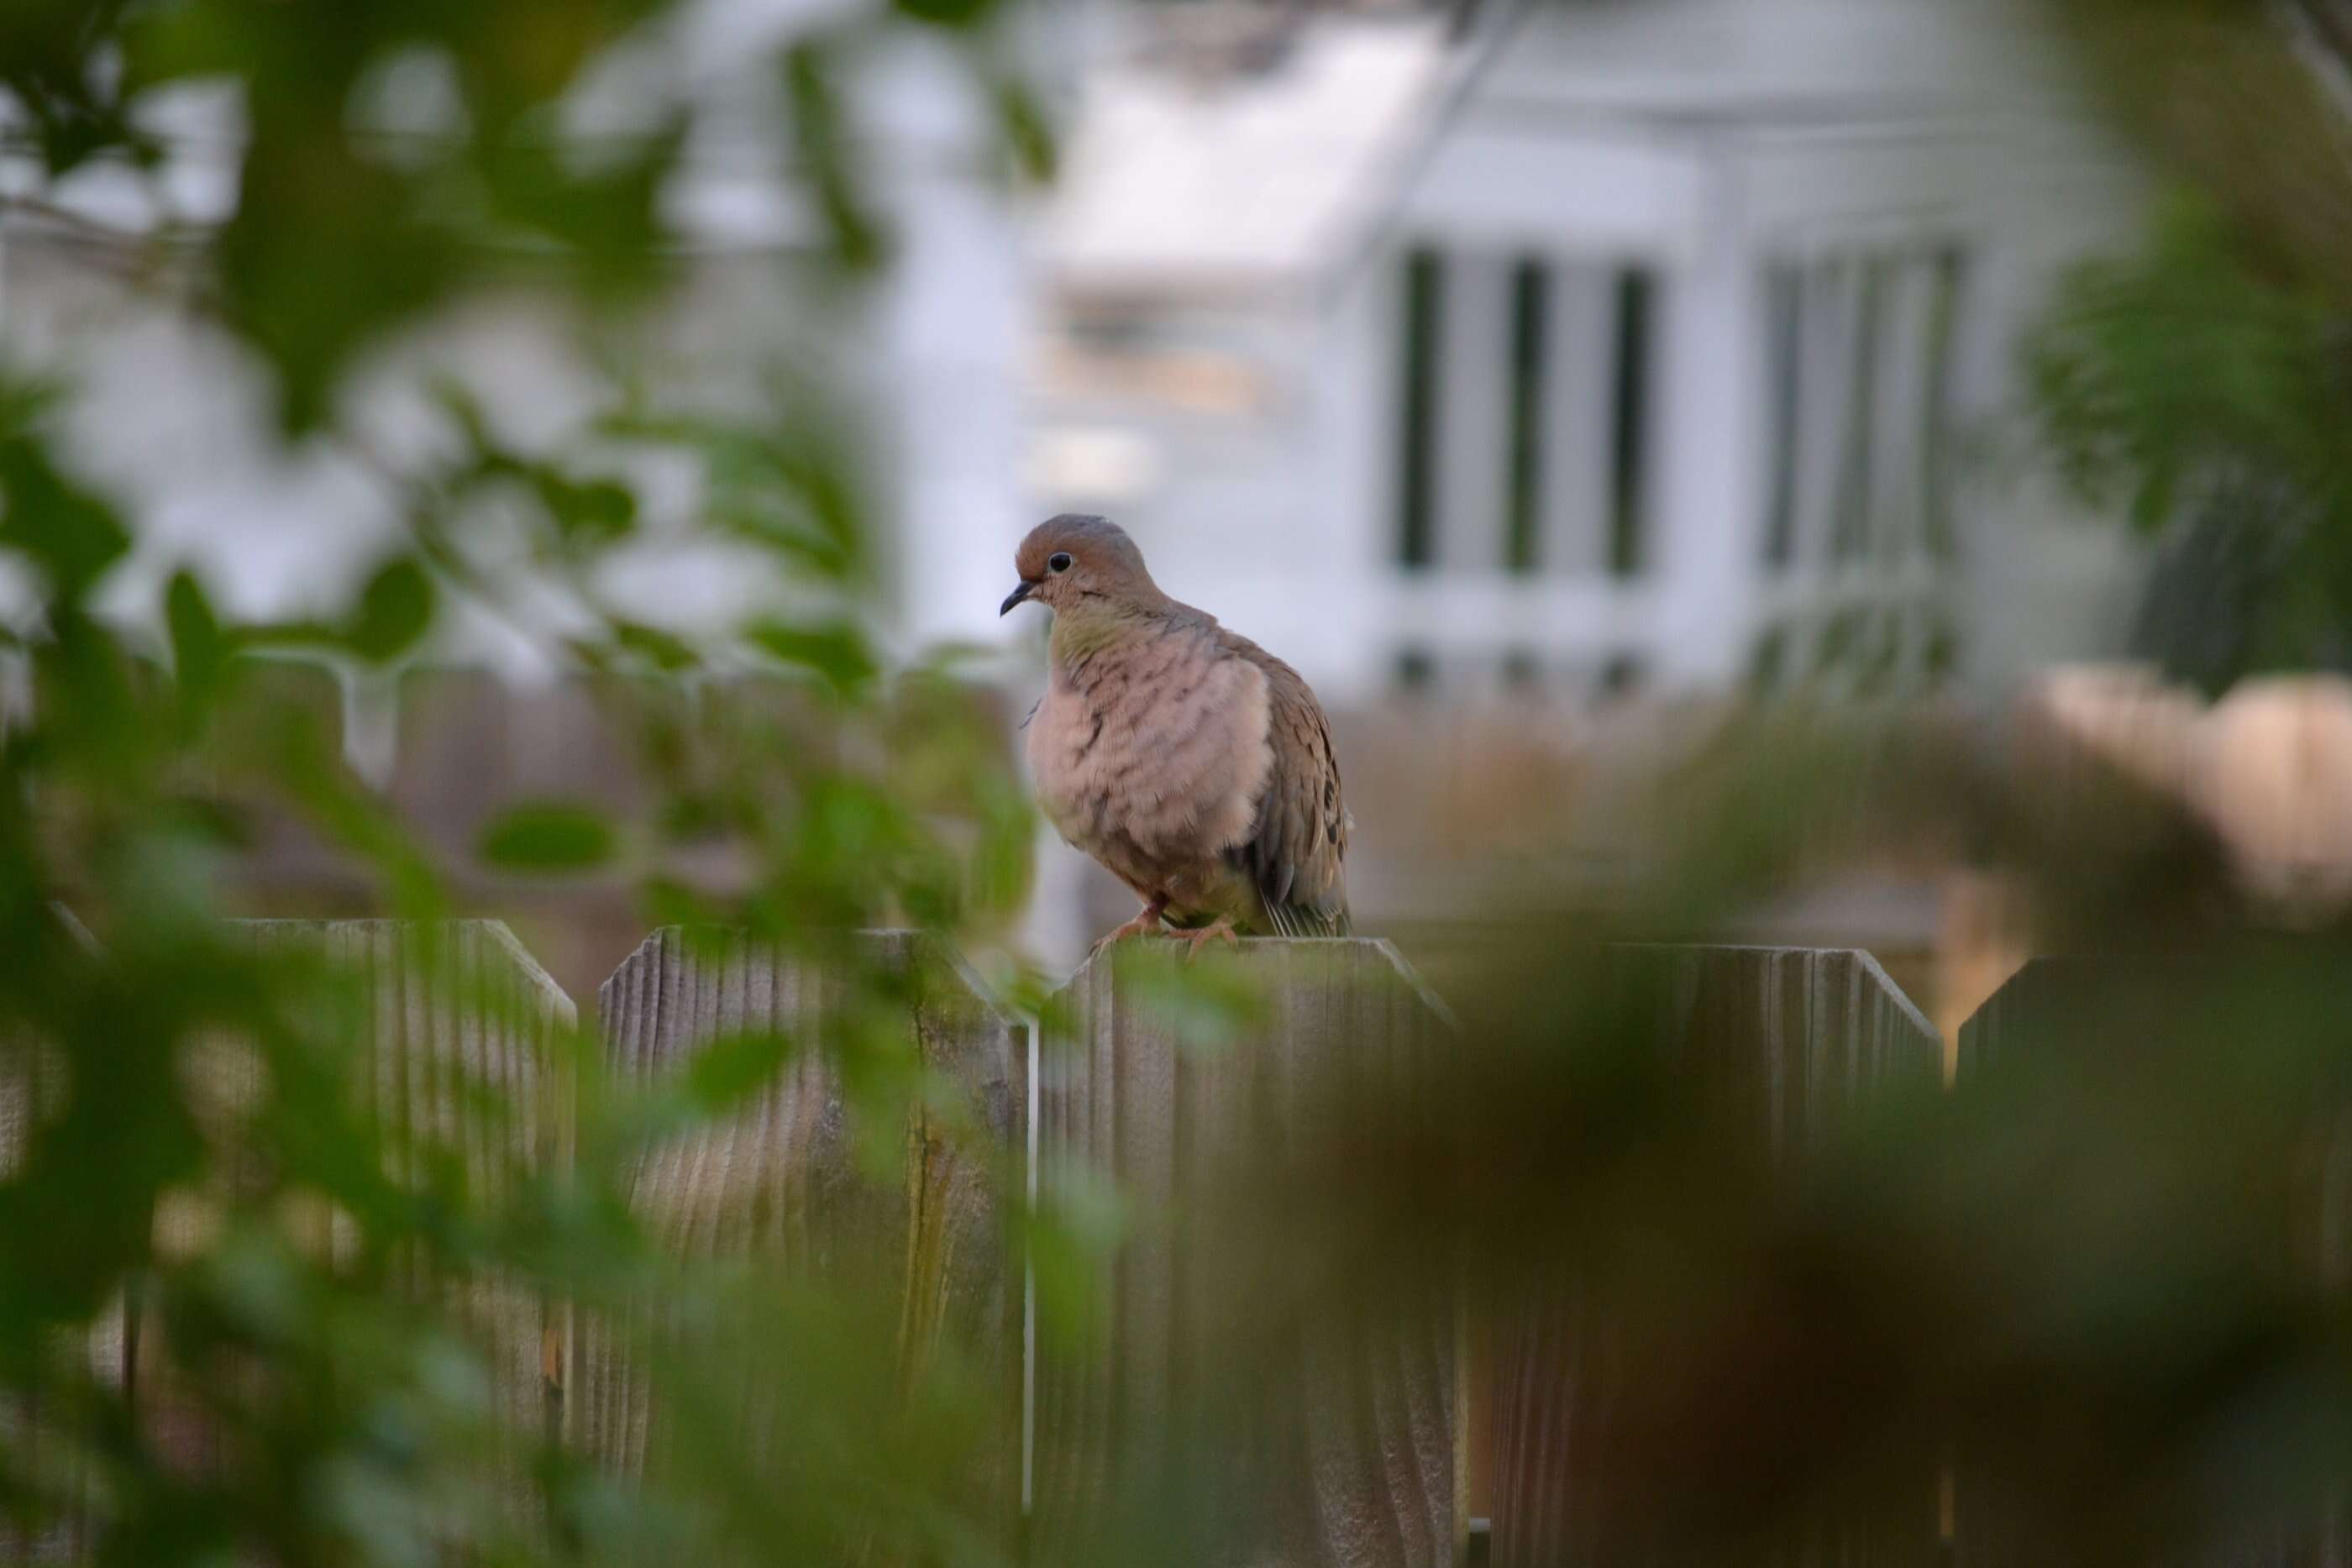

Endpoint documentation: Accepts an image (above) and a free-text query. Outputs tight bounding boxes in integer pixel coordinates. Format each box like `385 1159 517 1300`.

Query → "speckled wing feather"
1218 630 1350 936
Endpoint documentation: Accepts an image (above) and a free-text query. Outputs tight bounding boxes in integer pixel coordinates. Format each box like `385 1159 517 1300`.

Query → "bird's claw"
1178 917 1240 964
1091 905 1168 956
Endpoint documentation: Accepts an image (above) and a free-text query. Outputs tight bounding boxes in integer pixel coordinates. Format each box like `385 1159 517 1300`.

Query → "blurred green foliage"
0 0 1055 1562
4 0 2352 1564
2031 0 2352 690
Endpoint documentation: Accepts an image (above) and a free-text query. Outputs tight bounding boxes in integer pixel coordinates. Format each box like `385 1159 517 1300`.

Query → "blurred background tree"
0 0 1054 1563
2031 0 2352 693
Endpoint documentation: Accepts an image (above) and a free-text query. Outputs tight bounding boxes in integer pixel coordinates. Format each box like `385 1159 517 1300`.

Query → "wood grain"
576 927 1025 1528
1033 936 1463 1568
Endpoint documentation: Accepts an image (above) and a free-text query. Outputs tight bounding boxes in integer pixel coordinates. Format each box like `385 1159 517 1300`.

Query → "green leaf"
224 134 458 432
610 619 698 672
431 378 496 459
165 569 223 674
533 471 637 548
1024 1169 1127 1350
784 41 891 272
747 619 878 696
993 75 1057 184
0 438 130 606
344 557 434 663
1116 952 1268 1051
479 118 683 296
682 1028 801 1114
476 802 617 873
165 568 234 730
895 0 1000 29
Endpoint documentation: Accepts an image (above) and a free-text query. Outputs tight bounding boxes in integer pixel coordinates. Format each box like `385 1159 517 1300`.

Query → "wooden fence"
580 926 1024 1519
8 922 2338 1565
1489 947 1946 1568
1034 939 1462 1568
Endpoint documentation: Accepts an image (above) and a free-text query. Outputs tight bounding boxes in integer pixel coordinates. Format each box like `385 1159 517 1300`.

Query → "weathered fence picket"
575 927 1026 1525
1032 937 1465 1568
172 921 575 1481
1488 945 1946 1567
234 921 569 1476
10 907 2119 1568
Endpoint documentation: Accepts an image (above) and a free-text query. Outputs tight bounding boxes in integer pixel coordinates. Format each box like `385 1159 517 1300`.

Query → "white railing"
1376 555 1954 695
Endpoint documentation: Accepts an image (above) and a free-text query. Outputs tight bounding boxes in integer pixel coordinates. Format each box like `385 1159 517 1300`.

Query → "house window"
1504 259 1547 575
1395 247 1442 569
1830 257 1887 563
1761 244 1971 572
1749 624 1791 691
1609 268 1654 578
1391 246 1659 579
1761 262 1803 569
1921 246 1968 559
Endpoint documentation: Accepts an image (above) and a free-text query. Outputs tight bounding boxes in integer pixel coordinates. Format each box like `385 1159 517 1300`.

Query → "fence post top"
1053 934 1453 1027
1609 941 1939 1048
225 915 577 1026
598 926 1024 1035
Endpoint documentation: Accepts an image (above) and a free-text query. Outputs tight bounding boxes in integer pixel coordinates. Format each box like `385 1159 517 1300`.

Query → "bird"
1000 513 1351 957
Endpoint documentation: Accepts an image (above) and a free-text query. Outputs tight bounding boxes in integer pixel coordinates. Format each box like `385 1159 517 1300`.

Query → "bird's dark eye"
1047 552 1073 574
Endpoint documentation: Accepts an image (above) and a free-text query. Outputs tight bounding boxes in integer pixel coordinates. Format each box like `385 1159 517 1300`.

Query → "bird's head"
1000 513 1160 617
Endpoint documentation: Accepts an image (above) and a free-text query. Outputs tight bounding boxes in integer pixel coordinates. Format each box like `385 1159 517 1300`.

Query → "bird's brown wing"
1217 630 1350 936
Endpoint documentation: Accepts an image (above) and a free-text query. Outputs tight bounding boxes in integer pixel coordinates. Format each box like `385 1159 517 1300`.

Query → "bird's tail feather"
1264 898 1350 938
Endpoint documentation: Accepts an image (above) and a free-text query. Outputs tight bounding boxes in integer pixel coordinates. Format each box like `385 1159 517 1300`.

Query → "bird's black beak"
1000 579 1037 616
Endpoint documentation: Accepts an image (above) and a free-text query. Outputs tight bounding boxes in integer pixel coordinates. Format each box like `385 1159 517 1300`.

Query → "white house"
1016 0 2153 705
0 0 2164 970
1 0 2150 703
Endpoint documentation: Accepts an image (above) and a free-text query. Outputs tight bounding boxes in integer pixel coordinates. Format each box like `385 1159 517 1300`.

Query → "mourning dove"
1000 514 1351 955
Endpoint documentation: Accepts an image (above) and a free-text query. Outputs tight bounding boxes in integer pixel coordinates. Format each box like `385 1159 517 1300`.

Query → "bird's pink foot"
1178 915 1240 964
1092 899 1169 956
